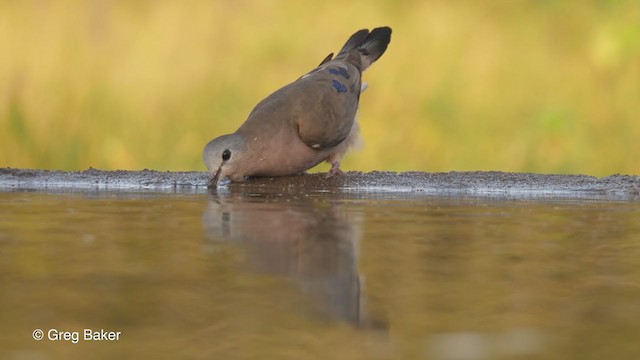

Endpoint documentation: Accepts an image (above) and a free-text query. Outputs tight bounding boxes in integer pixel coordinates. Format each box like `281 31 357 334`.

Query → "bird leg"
326 161 343 178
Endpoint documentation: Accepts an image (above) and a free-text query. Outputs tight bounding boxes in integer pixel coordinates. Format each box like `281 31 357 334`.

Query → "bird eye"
222 149 231 161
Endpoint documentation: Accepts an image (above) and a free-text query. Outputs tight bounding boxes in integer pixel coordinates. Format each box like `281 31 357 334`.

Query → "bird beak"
208 167 221 187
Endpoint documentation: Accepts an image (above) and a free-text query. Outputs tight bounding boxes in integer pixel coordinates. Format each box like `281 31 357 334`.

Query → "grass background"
1 0 639 176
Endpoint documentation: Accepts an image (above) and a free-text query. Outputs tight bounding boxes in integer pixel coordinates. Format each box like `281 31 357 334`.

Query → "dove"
203 195 363 322
203 26 392 186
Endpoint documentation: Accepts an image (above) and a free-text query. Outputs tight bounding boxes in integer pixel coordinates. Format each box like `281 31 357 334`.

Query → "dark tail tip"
337 26 392 71
358 26 392 70
337 29 370 57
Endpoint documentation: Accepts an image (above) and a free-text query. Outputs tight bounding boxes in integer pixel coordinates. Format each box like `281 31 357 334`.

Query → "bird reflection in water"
203 192 364 325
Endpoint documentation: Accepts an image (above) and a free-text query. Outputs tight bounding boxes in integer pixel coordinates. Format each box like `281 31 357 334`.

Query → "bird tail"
336 26 392 71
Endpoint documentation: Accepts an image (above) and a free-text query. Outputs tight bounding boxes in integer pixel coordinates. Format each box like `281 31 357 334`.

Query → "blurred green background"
1 0 639 176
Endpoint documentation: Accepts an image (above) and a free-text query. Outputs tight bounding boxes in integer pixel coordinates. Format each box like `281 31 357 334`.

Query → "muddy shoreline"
1 167 639 199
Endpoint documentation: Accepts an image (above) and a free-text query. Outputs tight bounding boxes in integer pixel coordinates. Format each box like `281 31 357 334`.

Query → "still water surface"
1 189 639 359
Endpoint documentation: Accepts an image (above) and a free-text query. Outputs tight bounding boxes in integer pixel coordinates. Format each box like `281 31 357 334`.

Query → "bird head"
203 134 247 187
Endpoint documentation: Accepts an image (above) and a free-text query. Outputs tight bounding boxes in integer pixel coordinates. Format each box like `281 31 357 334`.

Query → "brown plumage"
203 27 392 186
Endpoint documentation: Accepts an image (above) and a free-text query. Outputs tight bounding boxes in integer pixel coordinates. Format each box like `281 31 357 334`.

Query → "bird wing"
293 60 362 149
239 27 392 150
242 59 362 150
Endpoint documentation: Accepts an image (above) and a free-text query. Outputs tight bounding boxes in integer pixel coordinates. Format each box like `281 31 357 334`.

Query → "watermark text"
32 328 122 344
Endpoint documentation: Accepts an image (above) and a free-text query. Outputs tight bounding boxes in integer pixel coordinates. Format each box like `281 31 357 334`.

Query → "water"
1 189 639 359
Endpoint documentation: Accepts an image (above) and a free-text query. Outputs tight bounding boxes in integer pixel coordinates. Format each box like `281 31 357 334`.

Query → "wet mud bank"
1 167 639 199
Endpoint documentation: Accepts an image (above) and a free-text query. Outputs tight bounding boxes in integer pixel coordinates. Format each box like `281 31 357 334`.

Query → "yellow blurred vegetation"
1 0 639 176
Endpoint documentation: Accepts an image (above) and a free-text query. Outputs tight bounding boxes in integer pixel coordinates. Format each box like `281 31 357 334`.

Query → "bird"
203 26 392 187
203 195 363 323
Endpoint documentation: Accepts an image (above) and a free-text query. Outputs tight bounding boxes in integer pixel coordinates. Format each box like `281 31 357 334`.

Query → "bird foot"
325 163 343 178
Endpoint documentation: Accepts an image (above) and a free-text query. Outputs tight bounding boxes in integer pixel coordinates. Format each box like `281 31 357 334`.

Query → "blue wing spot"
332 80 348 93
337 67 350 79
328 67 350 79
